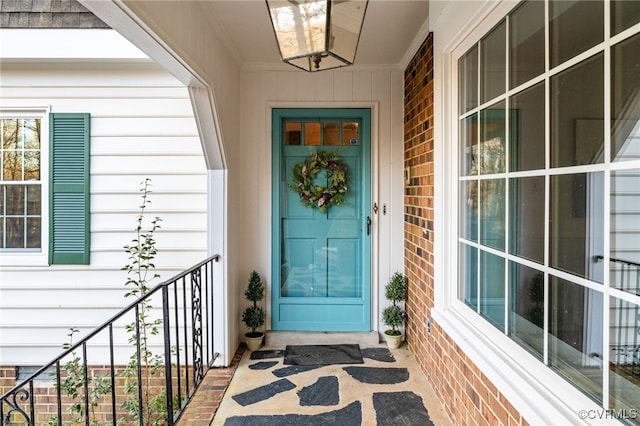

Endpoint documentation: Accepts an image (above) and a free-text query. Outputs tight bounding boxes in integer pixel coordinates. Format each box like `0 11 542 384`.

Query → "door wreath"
289 150 349 212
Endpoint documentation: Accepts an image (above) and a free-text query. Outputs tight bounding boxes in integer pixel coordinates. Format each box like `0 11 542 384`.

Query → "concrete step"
265 331 380 347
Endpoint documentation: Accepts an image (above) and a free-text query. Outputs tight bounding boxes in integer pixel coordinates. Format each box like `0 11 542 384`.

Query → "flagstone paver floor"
210 344 452 426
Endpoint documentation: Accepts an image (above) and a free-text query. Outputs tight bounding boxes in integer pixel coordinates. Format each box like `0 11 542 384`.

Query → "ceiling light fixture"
266 0 368 72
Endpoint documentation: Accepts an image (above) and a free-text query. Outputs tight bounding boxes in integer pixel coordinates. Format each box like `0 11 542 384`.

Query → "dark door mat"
224 400 362 426
249 349 285 360
284 344 364 366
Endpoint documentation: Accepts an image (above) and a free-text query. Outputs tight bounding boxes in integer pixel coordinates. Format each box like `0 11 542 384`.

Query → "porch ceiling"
171 0 429 69
207 0 429 68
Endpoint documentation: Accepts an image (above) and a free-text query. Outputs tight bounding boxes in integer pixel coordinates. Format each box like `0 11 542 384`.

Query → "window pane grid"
0 117 42 251
457 0 640 410
284 118 361 146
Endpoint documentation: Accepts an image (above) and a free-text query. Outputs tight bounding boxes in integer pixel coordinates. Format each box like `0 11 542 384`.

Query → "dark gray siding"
0 0 109 28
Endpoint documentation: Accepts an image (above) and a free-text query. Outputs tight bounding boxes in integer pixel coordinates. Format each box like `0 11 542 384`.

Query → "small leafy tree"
242 270 265 337
49 328 112 426
382 272 407 336
120 178 166 426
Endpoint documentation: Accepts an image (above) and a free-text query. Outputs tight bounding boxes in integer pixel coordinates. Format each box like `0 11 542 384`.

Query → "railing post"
134 305 143 426
162 284 174 424
191 267 204 386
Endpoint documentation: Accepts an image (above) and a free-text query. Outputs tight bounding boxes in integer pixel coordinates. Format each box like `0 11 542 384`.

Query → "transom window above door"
284 121 360 146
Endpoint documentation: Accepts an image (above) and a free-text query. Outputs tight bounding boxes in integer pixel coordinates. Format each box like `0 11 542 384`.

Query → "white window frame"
430 1 635 424
0 107 50 267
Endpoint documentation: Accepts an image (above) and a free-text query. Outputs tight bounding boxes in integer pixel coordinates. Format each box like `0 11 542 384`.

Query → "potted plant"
242 270 266 351
382 272 407 349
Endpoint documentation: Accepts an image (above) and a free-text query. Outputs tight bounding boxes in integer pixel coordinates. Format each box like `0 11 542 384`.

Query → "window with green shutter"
49 113 90 265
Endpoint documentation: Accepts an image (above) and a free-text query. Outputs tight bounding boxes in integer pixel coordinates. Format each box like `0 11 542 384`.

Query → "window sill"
0 252 49 267
431 303 617 425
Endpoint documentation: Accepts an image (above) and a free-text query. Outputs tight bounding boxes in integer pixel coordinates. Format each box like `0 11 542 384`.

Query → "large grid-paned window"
458 0 640 416
0 117 42 251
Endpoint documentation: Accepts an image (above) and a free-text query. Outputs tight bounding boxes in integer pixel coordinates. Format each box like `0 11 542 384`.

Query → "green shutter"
49 113 90 264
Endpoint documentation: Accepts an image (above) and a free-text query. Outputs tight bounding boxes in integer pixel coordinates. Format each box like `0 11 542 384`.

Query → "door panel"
272 108 371 331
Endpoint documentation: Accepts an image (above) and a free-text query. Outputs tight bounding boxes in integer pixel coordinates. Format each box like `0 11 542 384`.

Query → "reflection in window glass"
460 181 478 242
481 20 506 103
2 119 18 148
304 122 321 146
509 262 544 360
609 297 640 415
480 178 505 251
26 185 40 215
23 119 40 150
459 243 478 310
509 0 545 89
480 250 505 329
24 150 40 181
610 169 640 295
6 185 23 216
549 276 603 403
460 114 478 176
551 53 604 168
285 122 302 145
324 122 340 146
509 176 544 264
612 33 640 163
456 0 640 413
611 0 640 36
510 83 544 172
27 216 40 248
459 45 478 114
1 185 41 250
549 0 603 68
26 186 41 248
480 102 505 174
550 172 604 282
342 122 359 145
3 150 22 181
1 117 42 251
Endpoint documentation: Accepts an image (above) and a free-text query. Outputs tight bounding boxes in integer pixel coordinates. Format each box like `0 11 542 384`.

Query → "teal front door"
271 108 371 331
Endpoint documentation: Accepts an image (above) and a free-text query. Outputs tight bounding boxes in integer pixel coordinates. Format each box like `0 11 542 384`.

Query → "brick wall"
0 367 17 396
0 365 194 424
403 33 527 426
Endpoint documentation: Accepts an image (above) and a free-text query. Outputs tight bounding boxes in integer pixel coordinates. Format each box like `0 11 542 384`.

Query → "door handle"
366 216 372 235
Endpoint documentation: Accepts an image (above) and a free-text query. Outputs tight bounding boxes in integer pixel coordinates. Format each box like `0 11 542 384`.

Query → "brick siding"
0 364 196 424
0 0 109 28
403 33 528 426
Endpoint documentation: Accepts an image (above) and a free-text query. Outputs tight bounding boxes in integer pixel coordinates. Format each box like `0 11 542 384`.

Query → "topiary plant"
382 272 407 336
242 270 265 338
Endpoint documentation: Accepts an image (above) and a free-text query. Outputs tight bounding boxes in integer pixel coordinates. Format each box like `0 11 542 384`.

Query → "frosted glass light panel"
266 0 368 72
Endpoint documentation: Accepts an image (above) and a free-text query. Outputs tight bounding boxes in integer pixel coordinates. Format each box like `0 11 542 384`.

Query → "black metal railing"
0 254 220 426
596 255 640 295
597 255 640 378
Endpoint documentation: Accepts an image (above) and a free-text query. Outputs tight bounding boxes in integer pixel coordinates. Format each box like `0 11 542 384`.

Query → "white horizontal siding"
0 62 209 366
92 136 204 155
